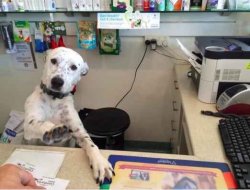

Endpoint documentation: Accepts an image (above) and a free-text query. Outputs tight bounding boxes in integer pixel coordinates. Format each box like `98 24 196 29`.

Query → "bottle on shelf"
143 0 150 11
149 0 156 11
166 0 182 11
190 0 202 10
134 0 144 11
157 0 165 11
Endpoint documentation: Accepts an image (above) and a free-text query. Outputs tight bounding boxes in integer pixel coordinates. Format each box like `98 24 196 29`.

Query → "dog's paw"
43 125 71 144
89 153 114 185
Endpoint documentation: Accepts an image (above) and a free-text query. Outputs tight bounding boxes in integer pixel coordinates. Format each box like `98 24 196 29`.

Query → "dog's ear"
81 61 89 76
44 50 52 63
81 70 88 76
46 49 52 55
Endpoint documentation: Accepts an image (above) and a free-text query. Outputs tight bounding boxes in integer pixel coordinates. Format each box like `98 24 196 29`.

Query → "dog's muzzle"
51 77 64 90
40 82 70 99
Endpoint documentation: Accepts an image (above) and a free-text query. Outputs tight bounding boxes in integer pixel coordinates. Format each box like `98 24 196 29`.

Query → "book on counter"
100 155 237 189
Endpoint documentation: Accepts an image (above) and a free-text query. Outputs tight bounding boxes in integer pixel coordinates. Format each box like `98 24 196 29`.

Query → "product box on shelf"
112 0 132 11
71 0 80 11
93 0 101 11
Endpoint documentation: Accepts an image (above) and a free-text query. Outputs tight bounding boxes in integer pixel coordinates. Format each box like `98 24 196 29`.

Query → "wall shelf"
0 10 250 14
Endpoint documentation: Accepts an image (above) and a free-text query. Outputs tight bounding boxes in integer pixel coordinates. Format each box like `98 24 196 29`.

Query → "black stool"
80 107 130 150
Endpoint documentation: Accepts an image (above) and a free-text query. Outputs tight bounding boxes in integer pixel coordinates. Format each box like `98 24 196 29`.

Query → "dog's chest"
42 96 70 125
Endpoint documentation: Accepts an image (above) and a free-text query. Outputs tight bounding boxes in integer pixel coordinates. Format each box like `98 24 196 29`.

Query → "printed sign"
12 42 37 70
97 12 160 29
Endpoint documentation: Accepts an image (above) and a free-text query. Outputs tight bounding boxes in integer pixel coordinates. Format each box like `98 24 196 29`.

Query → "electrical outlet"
144 36 169 46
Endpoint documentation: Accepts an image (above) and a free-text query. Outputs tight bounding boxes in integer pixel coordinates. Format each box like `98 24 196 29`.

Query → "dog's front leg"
65 109 114 184
77 131 115 184
24 118 71 145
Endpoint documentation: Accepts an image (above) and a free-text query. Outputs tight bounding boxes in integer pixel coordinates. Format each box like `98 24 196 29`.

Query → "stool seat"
82 107 130 137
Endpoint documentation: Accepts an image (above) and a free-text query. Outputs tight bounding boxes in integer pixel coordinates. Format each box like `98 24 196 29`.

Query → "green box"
99 29 120 55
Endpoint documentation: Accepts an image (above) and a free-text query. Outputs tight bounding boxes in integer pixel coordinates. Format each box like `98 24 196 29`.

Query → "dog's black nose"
51 77 64 90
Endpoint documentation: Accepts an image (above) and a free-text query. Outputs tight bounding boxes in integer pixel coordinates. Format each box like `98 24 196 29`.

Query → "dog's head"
42 47 89 94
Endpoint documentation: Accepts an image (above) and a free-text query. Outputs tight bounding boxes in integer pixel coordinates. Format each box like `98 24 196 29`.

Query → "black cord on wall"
115 44 149 108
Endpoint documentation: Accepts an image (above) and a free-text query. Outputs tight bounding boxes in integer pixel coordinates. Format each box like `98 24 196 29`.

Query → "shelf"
1 10 250 13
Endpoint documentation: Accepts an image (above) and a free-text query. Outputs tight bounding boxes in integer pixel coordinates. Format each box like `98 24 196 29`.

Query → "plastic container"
134 0 144 11
143 0 150 11
157 0 165 11
166 0 182 11
149 0 156 11
228 0 236 10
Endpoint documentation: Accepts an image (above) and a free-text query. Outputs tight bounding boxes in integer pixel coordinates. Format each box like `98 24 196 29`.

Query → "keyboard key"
238 179 246 189
219 126 232 145
243 155 250 163
235 168 241 173
237 153 244 163
245 179 250 184
233 164 240 169
236 173 243 178
242 168 248 174
231 157 238 163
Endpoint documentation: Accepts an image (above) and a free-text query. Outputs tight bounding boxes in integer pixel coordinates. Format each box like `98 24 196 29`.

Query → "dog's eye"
51 59 57 65
70 65 77 71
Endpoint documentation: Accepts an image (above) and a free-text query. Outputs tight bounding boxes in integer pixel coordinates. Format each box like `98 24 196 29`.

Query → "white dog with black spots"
23 47 114 184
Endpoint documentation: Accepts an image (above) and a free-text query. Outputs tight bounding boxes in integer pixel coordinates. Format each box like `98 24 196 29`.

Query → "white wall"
0 36 175 142
0 9 250 142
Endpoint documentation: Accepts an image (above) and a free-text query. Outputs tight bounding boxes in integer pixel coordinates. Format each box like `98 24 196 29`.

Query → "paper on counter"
4 149 69 190
5 160 69 190
5 149 65 178
35 176 69 190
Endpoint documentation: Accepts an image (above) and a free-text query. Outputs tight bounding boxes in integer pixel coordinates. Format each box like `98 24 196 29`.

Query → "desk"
175 64 227 163
0 143 198 189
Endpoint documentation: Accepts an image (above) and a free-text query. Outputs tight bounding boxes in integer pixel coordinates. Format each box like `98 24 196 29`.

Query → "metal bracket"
63 12 90 17
0 12 7 17
219 11 231 16
64 12 75 17
81 12 90 17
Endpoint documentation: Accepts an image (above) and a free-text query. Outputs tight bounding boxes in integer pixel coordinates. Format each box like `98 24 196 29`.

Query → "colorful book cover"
101 155 237 189
77 21 97 50
38 21 66 36
206 0 218 10
112 0 132 11
13 21 31 43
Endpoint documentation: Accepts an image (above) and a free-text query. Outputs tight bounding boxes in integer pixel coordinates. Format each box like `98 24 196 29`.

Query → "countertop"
175 64 227 163
0 143 198 189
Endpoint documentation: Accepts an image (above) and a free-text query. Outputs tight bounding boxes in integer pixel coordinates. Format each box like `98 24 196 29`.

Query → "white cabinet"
170 69 192 155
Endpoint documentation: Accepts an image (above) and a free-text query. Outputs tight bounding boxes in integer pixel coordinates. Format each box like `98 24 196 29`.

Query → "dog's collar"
40 82 70 99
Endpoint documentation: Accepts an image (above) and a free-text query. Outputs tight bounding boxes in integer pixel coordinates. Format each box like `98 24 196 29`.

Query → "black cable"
153 50 188 62
201 110 250 119
115 45 149 108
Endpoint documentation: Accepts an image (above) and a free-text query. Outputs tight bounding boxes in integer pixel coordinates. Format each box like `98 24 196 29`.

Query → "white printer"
192 37 250 104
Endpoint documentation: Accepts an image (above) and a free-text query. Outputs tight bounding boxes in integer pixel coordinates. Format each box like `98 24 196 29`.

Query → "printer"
192 37 250 104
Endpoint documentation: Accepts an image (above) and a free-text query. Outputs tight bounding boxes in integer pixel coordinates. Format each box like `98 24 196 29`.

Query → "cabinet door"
170 76 182 153
179 114 193 155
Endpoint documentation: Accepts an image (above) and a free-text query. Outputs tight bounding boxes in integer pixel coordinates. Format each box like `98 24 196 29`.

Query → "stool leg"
105 136 115 150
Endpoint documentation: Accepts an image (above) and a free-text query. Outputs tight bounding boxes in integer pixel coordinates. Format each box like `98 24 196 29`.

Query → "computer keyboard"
218 117 250 189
